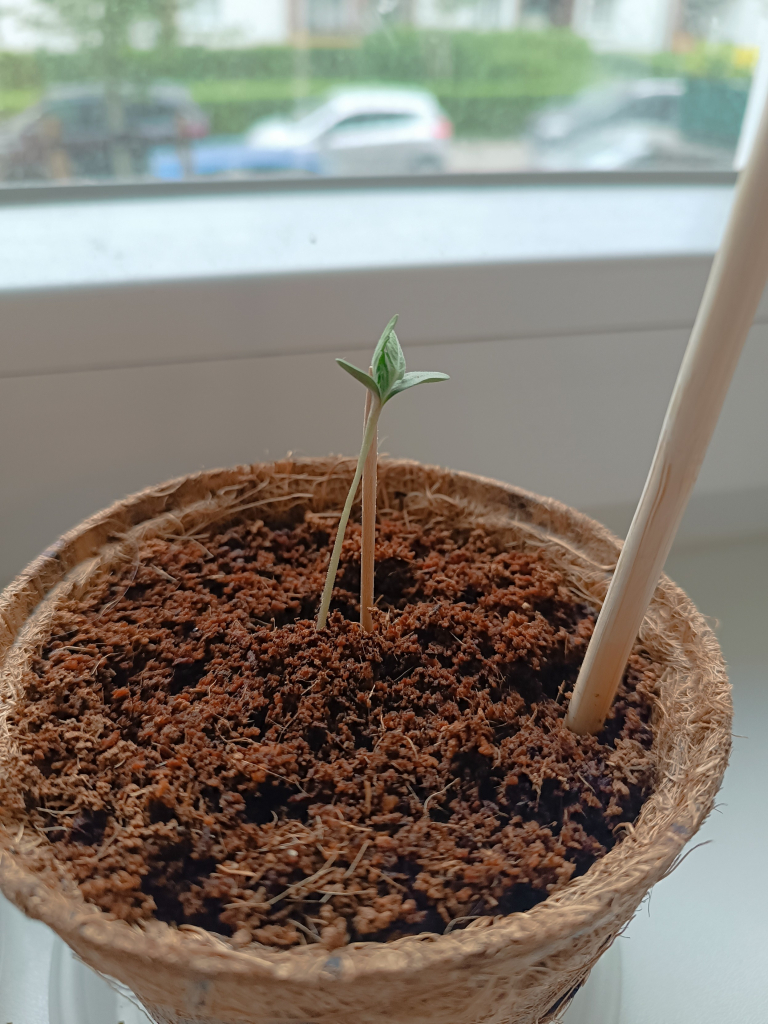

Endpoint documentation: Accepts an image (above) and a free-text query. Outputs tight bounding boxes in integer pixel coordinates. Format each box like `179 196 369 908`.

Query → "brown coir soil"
3 512 658 951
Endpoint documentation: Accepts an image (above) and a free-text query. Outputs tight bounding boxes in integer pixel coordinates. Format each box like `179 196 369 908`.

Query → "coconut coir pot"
0 459 731 1024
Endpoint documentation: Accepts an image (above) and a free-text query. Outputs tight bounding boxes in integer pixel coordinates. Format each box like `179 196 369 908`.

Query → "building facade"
0 0 761 53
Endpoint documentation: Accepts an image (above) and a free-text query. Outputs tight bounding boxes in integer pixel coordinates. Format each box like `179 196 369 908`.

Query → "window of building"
0 0 763 185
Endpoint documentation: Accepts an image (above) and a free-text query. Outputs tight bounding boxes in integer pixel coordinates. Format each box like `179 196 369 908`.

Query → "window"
0 0 763 185
327 112 418 131
306 0 362 36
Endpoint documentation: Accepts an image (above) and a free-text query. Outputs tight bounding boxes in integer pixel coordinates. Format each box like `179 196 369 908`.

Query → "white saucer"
48 936 151 1024
562 941 622 1023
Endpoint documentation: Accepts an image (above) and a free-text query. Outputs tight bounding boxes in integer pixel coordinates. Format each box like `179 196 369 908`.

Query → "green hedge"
441 95 547 137
0 53 42 90
0 88 38 116
597 41 755 82
0 28 592 89
197 91 550 137
0 32 754 94
650 41 755 80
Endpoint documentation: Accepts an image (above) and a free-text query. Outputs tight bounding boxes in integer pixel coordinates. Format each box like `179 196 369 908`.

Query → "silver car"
528 79 722 171
244 87 453 176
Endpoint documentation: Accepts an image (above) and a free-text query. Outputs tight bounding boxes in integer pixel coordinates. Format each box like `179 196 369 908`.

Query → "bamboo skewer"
360 367 377 633
565 94 768 736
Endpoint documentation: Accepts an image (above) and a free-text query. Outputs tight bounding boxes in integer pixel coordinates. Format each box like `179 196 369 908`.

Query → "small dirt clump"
3 512 657 950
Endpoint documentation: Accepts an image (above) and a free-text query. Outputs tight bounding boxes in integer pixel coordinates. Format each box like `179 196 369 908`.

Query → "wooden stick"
360 367 377 632
565 94 768 735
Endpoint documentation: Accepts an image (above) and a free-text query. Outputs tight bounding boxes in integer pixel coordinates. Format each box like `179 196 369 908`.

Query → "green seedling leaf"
336 359 381 398
371 315 405 397
385 370 451 401
371 314 399 370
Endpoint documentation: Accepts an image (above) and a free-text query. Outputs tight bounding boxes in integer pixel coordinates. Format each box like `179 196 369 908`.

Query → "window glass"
0 0 762 184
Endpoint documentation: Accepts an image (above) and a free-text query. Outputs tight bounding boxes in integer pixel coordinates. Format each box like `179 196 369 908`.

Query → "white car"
245 86 453 177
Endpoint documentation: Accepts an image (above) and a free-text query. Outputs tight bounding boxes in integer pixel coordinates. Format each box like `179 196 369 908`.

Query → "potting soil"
4 513 658 950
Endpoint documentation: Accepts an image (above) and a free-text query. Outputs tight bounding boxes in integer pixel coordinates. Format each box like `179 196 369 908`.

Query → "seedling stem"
316 399 381 630
315 316 448 631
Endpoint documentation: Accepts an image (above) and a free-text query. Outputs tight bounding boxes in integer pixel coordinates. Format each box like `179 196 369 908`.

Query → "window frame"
0 169 739 207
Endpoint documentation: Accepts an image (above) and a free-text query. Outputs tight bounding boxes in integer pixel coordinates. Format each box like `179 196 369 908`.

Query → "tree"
32 0 183 174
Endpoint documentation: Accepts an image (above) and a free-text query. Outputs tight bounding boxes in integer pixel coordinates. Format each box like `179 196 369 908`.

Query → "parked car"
527 78 732 171
149 87 453 180
0 83 209 181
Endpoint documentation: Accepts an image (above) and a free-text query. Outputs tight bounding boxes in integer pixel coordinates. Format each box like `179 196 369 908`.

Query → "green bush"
0 52 43 90
439 94 545 137
188 79 327 104
598 41 756 83
201 100 291 135
358 27 593 89
0 88 39 116
0 27 592 88
651 42 755 80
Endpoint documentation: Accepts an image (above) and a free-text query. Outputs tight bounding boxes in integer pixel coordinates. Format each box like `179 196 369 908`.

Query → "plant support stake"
566 89 768 735
361 367 377 633
315 316 449 631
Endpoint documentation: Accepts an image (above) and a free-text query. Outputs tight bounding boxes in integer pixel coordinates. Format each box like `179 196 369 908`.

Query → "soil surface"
4 512 657 950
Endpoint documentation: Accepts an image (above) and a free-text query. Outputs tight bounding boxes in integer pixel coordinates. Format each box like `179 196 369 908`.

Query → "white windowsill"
0 178 737 293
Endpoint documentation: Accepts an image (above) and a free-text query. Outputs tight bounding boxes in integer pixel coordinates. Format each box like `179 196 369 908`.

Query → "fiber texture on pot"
0 459 732 1024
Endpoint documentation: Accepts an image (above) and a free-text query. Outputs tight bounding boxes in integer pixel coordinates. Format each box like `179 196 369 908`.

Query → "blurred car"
149 87 453 180
527 78 732 171
0 83 209 181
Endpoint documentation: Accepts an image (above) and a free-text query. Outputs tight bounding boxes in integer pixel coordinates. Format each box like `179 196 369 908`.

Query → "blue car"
149 135 321 179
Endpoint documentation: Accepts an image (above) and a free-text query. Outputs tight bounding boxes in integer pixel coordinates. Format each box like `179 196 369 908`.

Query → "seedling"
315 315 449 630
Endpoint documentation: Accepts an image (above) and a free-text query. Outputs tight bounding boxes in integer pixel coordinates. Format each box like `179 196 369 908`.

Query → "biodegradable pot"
0 458 732 1024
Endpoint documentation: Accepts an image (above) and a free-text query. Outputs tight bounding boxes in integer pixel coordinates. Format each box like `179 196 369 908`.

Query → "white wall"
179 0 290 48
0 0 292 53
0 0 77 52
415 0 521 31
573 0 674 54
1 0 764 58
1 246 766 587
709 0 767 47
